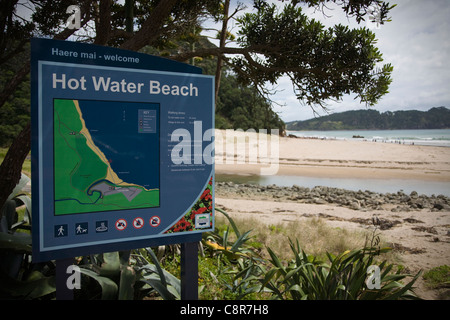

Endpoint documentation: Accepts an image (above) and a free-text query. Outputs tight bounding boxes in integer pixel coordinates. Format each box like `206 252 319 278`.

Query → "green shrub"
258 238 421 300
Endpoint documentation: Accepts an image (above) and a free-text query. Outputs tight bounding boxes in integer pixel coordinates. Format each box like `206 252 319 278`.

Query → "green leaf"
0 232 32 253
230 229 252 252
141 276 177 300
145 248 167 287
7 173 30 201
215 207 241 238
261 268 278 287
118 266 135 300
98 252 121 278
79 268 118 300
10 195 32 230
139 263 181 296
284 267 302 282
0 271 55 299
287 284 306 298
266 246 285 273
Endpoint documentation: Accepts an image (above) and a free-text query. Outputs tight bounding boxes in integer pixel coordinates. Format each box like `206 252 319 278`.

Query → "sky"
17 1 450 123
207 0 450 122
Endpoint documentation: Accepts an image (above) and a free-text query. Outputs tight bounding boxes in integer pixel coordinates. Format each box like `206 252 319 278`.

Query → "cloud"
271 0 450 121
374 1 450 109
203 1 450 122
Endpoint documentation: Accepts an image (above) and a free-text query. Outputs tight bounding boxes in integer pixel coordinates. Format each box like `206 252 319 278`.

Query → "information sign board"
31 38 214 262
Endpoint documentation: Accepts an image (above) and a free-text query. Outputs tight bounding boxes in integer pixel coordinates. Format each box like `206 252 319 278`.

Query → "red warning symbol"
149 216 161 227
133 217 144 229
115 219 127 231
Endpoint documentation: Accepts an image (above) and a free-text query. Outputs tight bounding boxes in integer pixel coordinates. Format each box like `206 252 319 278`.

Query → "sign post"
55 258 75 300
181 242 199 300
31 38 214 298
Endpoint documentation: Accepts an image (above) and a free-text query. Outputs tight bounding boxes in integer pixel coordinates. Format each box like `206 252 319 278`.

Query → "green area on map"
53 99 159 215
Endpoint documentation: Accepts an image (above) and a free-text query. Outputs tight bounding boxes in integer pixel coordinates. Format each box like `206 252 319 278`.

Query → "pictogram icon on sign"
54 224 68 237
133 217 144 229
149 216 161 227
115 219 127 231
95 220 108 233
75 222 88 235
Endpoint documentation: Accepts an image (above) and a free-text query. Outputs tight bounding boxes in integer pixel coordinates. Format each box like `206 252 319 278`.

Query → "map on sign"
53 99 160 215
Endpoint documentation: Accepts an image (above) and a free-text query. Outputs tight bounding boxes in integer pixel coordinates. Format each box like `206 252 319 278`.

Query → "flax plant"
261 238 421 300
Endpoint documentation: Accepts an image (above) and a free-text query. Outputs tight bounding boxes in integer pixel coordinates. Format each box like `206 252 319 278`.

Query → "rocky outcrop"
216 182 450 212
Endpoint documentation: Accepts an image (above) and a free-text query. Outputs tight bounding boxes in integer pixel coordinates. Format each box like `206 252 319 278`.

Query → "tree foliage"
232 2 393 108
0 45 30 147
215 70 285 131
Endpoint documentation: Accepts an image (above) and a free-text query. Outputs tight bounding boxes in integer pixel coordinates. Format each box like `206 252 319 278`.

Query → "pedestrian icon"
75 222 88 235
54 224 68 237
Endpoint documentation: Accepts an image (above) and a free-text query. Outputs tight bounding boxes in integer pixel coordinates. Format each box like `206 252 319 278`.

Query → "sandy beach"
215 129 450 181
214 129 450 299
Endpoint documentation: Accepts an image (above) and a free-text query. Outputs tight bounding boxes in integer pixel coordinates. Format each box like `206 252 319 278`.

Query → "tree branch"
94 0 112 45
0 0 92 110
0 122 30 211
172 46 251 62
215 0 230 106
119 0 178 51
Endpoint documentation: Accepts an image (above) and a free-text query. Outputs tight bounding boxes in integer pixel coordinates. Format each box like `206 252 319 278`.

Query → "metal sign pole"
180 242 198 300
54 242 199 300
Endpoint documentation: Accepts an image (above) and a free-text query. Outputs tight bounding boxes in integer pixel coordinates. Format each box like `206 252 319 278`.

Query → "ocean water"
287 129 450 147
79 100 160 190
216 128 450 196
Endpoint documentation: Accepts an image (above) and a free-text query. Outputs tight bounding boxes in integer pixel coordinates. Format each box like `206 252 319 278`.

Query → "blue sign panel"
31 38 214 262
